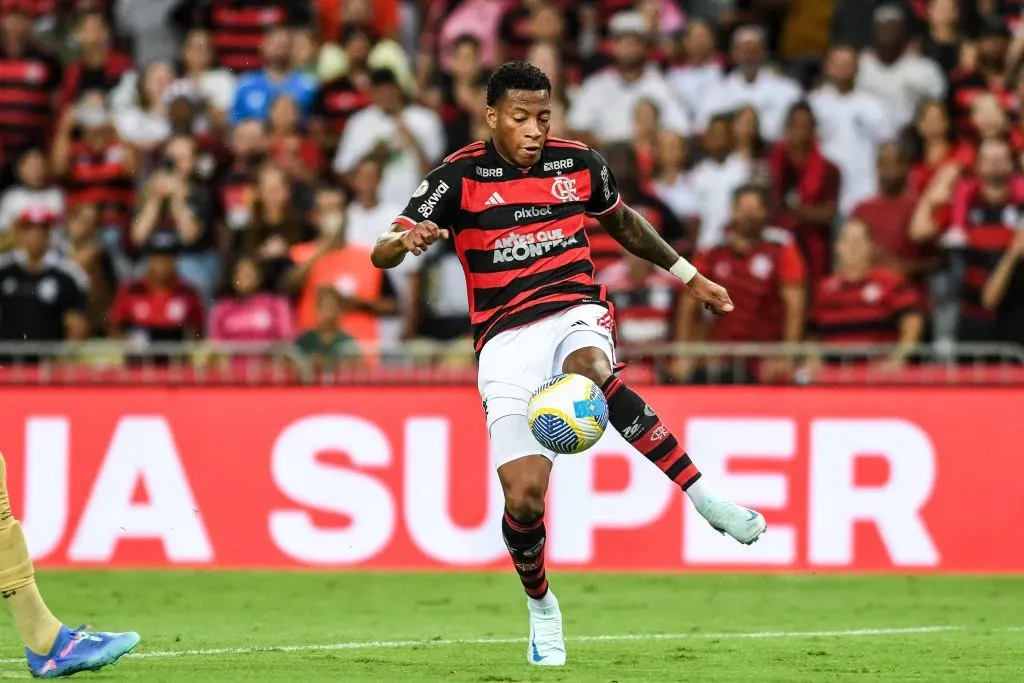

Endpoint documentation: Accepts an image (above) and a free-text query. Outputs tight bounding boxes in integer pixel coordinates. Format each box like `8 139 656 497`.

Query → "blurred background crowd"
0 0 1023 382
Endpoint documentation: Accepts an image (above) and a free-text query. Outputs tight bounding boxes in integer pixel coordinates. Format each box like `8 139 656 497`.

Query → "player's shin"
600 375 712 507
501 510 554 607
0 452 61 655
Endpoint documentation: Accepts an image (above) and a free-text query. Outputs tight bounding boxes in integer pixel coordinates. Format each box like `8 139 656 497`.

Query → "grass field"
0 572 1020 681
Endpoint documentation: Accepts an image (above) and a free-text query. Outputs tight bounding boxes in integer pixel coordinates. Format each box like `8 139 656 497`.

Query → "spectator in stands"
231 27 318 125
113 61 175 152
317 14 412 87
856 5 946 129
908 100 956 193
921 0 963 73
283 185 396 352
114 0 184 68
0 149 64 236
853 143 930 280
949 16 1012 135
176 28 237 131
425 34 487 156
311 26 375 154
208 254 294 343
244 163 308 290
568 12 688 146
650 130 699 241
333 67 444 206
770 102 841 289
291 25 319 75
696 25 802 141
51 95 138 247
691 113 751 251
632 99 660 187
980 224 1024 346
731 106 771 185
498 0 578 66
131 134 218 299
808 218 924 370
267 94 321 185
682 185 807 384
60 203 116 336
293 285 358 372
196 0 311 74
666 19 723 131
0 2 63 155
810 44 896 216
404 234 471 345
108 229 204 344
59 10 132 113
221 119 267 235
0 208 89 342
438 0 508 71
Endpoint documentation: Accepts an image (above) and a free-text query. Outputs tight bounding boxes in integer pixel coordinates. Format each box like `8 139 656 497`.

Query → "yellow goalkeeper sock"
0 451 61 655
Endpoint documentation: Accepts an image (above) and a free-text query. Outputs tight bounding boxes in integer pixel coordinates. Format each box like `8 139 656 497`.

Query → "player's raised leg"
563 347 767 545
0 451 140 678
492 418 566 667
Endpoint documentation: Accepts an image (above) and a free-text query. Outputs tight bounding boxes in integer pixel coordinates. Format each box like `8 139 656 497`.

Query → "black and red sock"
501 509 548 599
602 375 701 490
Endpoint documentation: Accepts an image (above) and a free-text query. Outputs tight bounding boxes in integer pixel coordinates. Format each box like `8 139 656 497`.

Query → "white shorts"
478 304 616 469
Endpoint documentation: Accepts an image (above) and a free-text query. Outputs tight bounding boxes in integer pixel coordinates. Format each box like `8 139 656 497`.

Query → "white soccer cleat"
526 594 566 666
696 498 767 545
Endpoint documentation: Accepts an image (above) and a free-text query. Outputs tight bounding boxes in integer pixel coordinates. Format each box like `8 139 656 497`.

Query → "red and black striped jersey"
201 0 307 73
65 141 135 235
394 138 622 352
0 44 62 153
810 267 921 343
947 177 1024 322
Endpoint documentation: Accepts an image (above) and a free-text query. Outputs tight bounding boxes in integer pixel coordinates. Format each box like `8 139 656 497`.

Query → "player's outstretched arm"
597 204 734 314
371 221 449 269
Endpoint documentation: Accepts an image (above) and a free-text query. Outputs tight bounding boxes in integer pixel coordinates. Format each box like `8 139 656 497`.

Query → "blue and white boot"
527 593 566 666
26 625 140 678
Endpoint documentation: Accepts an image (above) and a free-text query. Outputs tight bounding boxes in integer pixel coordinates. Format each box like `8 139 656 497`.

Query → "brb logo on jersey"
550 177 579 203
417 180 450 218
492 228 579 263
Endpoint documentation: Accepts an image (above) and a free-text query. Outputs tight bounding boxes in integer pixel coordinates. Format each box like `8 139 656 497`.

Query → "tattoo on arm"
597 204 679 271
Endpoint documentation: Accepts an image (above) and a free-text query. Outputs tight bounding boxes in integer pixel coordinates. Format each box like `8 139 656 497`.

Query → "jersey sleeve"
394 163 462 229
582 148 622 217
777 241 807 285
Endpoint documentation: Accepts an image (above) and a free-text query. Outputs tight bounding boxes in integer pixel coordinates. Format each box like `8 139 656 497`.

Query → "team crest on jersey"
412 180 429 197
551 176 579 202
862 283 882 303
749 254 773 280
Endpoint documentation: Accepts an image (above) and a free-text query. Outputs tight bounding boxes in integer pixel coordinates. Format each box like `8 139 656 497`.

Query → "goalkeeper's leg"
0 451 140 678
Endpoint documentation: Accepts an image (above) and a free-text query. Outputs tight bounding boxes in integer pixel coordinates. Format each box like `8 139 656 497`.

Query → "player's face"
487 89 551 168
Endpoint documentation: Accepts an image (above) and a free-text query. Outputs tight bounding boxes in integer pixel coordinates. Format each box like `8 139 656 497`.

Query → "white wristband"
669 257 698 284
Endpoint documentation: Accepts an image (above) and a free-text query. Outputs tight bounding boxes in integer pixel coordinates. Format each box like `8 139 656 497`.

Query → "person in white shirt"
333 68 445 207
344 156 420 348
696 25 803 141
666 19 723 128
0 150 65 235
856 5 946 130
650 130 700 231
810 44 897 216
567 11 689 146
690 113 751 250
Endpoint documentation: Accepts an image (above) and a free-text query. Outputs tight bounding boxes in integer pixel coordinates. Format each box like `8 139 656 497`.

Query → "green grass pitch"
0 571 1021 681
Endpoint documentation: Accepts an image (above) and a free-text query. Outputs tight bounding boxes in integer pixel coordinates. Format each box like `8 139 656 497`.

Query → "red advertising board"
0 387 1021 572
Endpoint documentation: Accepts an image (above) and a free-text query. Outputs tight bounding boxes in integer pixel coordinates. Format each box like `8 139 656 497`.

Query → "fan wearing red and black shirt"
683 185 808 384
197 0 312 74
58 11 133 113
370 61 766 667
809 218 924 368
947 17 1013 136
770 101 841 289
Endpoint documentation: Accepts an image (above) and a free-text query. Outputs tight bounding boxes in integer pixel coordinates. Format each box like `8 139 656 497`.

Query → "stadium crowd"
0 0 1022 381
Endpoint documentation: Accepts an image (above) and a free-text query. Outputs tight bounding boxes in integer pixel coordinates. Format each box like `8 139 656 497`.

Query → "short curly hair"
486 61 552 107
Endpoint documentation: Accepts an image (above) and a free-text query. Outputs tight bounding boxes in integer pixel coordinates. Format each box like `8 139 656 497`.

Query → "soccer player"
371 62 766 667
0 451 140 677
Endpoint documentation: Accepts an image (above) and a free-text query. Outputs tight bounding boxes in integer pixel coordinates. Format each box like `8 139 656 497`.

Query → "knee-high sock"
602 376 702 490
502 510 549 600
0 452 61 654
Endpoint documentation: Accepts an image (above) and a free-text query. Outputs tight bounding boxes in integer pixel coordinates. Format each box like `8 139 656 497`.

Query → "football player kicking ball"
371 62 766 667
0 451 139 678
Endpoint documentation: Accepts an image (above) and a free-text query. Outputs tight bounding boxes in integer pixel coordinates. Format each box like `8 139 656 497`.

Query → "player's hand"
687 273 734 315
400 221 449 256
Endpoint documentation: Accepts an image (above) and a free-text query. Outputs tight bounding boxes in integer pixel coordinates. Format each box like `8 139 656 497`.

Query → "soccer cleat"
696 498 767 545
26 625 141 679
526 594 566 666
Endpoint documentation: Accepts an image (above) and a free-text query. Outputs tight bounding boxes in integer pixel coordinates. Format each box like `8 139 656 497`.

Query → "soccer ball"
527 373 609 454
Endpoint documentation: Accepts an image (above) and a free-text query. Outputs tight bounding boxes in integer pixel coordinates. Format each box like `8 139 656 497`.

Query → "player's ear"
485 106 498 131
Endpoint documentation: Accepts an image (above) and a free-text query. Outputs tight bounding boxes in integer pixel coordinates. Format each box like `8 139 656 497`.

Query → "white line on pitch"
0 625 963 665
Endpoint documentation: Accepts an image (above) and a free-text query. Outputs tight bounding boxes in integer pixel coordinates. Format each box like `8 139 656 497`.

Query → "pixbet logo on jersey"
492 228 578 263
513 206 553 223
417 180 450 218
